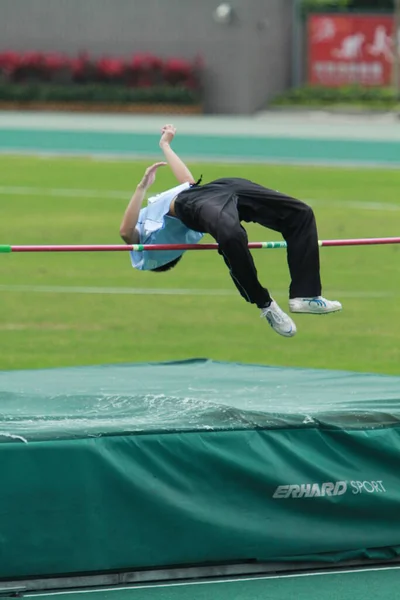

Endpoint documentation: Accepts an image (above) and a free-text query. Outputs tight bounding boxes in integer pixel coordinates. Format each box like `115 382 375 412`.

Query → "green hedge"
301 0 393 13
0 83 201 105
271 85 400 109
301 0 349 13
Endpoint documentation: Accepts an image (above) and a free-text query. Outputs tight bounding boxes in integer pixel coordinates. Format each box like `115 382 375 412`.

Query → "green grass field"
0 155 399 374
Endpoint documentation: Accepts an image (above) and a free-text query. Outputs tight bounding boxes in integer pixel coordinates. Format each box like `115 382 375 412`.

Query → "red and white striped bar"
1 238 400 253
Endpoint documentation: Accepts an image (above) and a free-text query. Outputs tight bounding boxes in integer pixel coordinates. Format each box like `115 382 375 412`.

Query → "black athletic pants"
174 178 322 309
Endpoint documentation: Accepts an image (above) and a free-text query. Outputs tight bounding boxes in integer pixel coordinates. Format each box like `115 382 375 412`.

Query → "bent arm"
119 184 146 244
120 162 167 244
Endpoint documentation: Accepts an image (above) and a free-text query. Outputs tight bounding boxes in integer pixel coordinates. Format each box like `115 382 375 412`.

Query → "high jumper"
120 124 342 337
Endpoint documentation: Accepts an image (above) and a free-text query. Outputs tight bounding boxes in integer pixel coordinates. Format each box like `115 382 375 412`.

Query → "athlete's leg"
234 180 341 313
175 181 297 336
175 184 271 308
234 181 322 298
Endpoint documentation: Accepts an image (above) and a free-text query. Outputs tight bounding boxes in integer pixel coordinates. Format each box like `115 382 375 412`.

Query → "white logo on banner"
332 33 365 59
272 480 386 499
367 25 400 62
313 18 337 43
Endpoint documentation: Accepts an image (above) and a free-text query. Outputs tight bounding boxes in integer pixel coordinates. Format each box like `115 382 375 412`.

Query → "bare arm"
159 124 195 185
119 162 167 244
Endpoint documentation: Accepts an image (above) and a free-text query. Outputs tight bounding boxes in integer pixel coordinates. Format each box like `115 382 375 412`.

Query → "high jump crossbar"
0 238 399 253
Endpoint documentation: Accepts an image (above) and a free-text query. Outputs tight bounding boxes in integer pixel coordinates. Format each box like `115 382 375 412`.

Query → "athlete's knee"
288 202 316 227
282 203 316 239
299 202 315 221
217 226 247 250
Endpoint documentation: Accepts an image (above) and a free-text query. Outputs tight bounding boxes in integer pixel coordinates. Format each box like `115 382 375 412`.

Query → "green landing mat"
0 360 400 580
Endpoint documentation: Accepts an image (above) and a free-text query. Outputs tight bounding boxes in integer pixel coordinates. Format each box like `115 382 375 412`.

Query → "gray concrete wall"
0 0 294 114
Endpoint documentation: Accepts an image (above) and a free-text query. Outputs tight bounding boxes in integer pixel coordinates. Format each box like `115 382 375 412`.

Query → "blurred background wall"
0 0 294 114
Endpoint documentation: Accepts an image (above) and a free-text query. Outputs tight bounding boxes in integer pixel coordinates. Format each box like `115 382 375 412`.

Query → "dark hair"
151 256 182 273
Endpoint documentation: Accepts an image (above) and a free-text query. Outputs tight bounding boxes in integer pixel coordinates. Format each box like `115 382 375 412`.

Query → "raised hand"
139 162 167 190
160 124 177 147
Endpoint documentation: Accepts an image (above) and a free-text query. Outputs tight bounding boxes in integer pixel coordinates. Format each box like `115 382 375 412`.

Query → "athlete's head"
151 256 182 273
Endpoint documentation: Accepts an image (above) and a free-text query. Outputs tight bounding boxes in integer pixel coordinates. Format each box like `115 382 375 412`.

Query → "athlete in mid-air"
120 125 342 337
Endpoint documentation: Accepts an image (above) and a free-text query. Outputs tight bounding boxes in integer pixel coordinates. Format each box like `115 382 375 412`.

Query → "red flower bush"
43 53 70 73
70 53 96 83
163 56 203 89
164 58 192 86
0 50 203 91
0 52 20 79
96 57 126 84
127 53 164 87
43 53 73 83
16 52 46 81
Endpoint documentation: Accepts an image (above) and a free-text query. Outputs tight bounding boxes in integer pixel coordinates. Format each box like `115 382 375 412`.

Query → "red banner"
308 14 395 86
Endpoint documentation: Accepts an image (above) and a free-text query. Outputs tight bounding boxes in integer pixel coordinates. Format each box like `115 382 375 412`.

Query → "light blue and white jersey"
130 182 204 271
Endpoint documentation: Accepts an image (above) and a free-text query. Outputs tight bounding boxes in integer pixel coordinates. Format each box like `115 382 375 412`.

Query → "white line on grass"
24 565 400 596
0 186 128 200
0 185 399 211
307 199 400 212
0 284 396 299
0 284 234 297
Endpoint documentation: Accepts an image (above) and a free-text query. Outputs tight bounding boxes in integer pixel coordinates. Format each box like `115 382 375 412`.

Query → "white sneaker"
261 300 297 337
289 296 342 314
